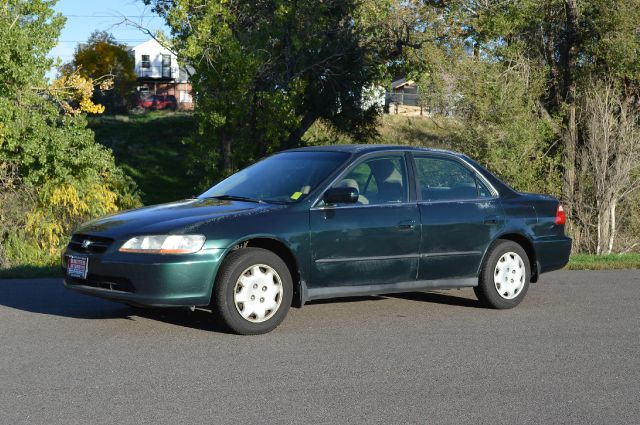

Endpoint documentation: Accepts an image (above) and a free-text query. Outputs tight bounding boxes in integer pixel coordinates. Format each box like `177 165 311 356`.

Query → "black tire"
212 247 292 335
474 240 531 309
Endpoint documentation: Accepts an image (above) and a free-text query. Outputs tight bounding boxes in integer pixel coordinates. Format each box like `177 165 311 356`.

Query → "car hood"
76 198 275 238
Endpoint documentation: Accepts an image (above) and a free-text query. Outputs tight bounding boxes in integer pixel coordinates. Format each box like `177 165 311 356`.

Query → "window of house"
141 55 150 69
179 90 192 104
414 156 492 201
162 55 171 78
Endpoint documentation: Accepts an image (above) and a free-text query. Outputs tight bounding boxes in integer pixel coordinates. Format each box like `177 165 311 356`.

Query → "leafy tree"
143 0 640 253
62 31 137 114
145 0 429 183
400 0 640 253
0 0 139 267
445 55 561 197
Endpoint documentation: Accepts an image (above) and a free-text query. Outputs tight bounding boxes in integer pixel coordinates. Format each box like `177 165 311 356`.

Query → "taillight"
555 204 566 225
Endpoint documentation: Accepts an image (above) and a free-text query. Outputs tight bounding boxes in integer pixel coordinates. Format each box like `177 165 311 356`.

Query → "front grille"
68 234 114 254
67 274 135 293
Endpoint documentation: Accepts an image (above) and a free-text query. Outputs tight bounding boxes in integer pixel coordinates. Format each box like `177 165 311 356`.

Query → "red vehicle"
138 94 178 111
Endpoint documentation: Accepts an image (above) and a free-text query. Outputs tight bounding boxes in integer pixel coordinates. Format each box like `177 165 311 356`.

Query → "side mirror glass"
323 187 359 205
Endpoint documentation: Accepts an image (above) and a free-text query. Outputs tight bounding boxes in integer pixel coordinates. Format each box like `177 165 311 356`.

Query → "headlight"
119 235 206 254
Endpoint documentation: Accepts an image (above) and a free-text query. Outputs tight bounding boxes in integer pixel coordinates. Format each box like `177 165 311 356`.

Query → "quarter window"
414 156 491 201
333 156 408 205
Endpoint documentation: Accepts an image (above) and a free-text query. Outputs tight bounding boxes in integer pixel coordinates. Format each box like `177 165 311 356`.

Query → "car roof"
285 144 463 157
285 144 515 196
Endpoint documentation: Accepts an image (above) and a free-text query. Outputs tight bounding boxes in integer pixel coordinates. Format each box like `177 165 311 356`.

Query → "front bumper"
63 247 226 307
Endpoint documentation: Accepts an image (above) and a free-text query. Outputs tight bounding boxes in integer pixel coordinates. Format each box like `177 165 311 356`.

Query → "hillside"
89 112 200 205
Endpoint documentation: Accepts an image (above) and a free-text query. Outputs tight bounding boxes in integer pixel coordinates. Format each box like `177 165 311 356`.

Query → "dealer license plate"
67 255 88 279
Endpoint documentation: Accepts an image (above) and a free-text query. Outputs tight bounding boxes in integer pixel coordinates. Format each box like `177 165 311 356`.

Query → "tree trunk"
560 0 580 248
607 200 617 254
596 207 602 255
222 131 232 173
596 199 613 255
286 112 318 149
563 102 577 202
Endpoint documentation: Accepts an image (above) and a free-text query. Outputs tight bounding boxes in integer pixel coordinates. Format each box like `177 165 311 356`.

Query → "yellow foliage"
22 183 119 257
84 184 119 216
49 184 90 216
25 210 64 256
50 71 112 115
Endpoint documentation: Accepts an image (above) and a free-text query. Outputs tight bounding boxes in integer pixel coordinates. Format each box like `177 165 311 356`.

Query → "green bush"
0 1 141 270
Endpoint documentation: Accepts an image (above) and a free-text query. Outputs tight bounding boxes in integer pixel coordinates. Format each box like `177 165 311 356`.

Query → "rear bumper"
534 236 572 274
63 248 226 307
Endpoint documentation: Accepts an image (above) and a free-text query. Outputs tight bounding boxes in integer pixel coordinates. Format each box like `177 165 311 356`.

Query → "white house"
128 39 193 109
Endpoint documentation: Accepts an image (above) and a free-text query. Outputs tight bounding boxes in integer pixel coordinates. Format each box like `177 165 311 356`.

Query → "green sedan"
63 145 572 334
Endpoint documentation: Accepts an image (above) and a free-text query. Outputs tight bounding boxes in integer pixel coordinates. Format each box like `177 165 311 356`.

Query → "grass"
566 253 640 270
93 112 454 206
89 111 200 205
375 114 455 147
0 265 63 279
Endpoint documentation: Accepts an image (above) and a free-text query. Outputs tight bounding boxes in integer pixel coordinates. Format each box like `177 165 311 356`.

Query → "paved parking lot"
1 270 639 424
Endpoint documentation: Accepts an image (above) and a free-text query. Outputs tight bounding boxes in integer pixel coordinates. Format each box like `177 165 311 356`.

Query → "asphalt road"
1 270 639 425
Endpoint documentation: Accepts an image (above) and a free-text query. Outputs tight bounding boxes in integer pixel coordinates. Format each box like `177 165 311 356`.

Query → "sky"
48 0 169 77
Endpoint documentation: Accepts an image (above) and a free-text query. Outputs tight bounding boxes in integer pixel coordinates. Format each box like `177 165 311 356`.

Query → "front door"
309 154 420 291
412 155 505 280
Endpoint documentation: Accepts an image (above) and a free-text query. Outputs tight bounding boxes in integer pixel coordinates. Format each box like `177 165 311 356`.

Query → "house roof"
391 78 416 89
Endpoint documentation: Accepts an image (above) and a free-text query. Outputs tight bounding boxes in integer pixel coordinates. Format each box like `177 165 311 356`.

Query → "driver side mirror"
323 187 359 205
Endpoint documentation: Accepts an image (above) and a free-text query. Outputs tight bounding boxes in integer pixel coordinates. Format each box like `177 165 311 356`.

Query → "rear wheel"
212 247 292 335
474 240 530 309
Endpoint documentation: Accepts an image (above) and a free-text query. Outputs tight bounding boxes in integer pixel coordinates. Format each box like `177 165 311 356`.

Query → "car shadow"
0 279 483 333
306 295 386 305
387 290 483 308
0 278 233 334
304 291 482 309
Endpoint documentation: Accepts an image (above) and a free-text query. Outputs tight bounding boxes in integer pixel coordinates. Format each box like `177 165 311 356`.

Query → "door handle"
484 215 501 225
398 219 417 230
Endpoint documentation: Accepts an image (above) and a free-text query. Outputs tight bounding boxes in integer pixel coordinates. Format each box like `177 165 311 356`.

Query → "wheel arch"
221 236 307 308
483 233 539 283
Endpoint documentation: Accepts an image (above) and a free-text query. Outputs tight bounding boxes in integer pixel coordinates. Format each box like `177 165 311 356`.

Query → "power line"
62 14 162 18
58 39 149 43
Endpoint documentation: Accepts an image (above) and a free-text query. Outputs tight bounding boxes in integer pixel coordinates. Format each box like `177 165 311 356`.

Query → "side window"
334 156 408 205
414 156 490 201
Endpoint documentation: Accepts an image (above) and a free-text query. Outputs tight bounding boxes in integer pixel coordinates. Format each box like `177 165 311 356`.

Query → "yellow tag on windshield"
290 191 302 200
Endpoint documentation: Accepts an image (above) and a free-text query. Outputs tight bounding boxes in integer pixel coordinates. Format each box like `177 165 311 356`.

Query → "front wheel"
474 240 531 309
212 248 292 335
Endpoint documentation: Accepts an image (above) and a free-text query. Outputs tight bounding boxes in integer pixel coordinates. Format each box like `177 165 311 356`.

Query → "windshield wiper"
207 194 266 204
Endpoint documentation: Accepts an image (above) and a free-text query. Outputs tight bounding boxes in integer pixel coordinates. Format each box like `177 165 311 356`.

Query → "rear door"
412 154 505 280
309 153 420 289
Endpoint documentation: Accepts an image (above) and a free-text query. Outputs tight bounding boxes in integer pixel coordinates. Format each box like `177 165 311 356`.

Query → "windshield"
199 151 350 203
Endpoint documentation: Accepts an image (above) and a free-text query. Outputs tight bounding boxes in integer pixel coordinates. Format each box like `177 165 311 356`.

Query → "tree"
578 81 640 254
62 31 137 114
411 0 640 253
446 55 561 197
0 1 139 267
145 0 430 182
